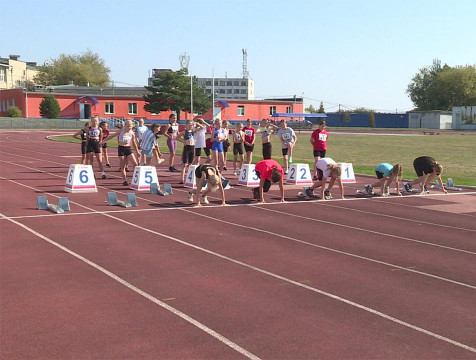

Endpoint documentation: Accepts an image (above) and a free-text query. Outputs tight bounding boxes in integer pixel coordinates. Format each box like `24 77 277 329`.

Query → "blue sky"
2 0 475 112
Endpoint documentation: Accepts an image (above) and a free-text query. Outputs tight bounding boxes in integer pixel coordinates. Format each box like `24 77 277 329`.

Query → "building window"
286 106 292 113
241 81 247 86
233 81 239 86
214 81 218 86
0 69 5 82
219 81 226 86
206 89 212 94
237 106 245 116
270 106 277 116
227 89 232 94
128 103 137 115
240 89 247 94
234 89 240 94
227 81 232 86
218 89 225 94
206 80 212 86
105 102 115 114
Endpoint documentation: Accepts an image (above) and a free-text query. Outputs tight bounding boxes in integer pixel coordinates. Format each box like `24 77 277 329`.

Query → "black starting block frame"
37 196 70 214
107 192 138 207
150 183 172 196
433 178 463 191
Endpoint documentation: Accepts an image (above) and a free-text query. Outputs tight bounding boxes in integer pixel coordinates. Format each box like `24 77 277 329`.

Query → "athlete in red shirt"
252 159 285 203
242 118 256 164
310 120 329 179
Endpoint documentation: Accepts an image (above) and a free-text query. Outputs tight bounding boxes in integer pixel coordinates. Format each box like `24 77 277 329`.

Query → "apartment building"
0 55 38 90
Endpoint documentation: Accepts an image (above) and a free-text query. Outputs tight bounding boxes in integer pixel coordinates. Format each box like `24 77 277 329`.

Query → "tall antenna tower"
242 48 249 79
179 52 190 70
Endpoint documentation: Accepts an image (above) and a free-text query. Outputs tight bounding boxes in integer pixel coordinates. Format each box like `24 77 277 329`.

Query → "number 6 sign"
65 164 97 193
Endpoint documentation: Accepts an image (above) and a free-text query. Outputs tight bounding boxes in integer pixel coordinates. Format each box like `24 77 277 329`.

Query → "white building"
197 77 254 100
0 55 38 90
408 110 453 129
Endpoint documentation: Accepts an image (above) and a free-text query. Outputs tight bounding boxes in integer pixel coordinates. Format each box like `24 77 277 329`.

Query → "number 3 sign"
65 164 97 192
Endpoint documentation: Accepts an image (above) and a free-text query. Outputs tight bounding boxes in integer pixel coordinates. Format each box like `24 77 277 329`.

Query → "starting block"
37 196 70 214
150 182 173 196
238 164 260 187
107 192 138 207
433 178 462 191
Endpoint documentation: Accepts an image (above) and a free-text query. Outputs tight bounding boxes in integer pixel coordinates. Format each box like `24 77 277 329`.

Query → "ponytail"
391 164 403 182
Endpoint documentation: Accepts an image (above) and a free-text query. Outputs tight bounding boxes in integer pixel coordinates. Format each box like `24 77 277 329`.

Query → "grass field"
54 131 476 186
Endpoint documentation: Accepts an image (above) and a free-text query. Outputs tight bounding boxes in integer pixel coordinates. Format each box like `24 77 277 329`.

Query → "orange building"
0 87 303 122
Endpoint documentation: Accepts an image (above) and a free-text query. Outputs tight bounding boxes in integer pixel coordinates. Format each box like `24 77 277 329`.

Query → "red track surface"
1 130 476 359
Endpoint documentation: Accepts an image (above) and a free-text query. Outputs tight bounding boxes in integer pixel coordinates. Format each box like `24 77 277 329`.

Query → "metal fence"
0 117 91 130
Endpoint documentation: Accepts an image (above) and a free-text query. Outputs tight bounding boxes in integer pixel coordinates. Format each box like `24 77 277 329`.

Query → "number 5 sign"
130 166 159 191
65 164 97 193
337 163 356 183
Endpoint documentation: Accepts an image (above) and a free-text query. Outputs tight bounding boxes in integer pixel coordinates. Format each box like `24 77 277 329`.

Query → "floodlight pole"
212 68 215 120
190 74 193 120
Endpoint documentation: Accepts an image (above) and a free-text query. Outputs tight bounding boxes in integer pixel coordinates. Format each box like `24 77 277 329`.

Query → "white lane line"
316 203 476 233
3 175 476 354
0 212 260 360
180 209 476 290
255 206 476 256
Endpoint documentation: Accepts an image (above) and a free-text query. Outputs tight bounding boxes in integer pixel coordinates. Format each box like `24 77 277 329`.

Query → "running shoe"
284 170 288 175
223 166 228 171
324 189 332 200
364 184 374 195
157 158 165 164
384 186 390 196
169 167 175 172
423 186 430 194
105 164 111 168
404 182 412 193
187 191 194 202
123 180 129 186
233 171 238 176
304 187 313 198
102 174 107 180
202 195 209 204
289 157 293 163
221 175 227 181
125 167 130 172
171 167 179 172
252 188 260 200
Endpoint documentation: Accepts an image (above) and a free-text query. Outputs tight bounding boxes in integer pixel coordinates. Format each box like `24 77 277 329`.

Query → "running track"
1 130 476 359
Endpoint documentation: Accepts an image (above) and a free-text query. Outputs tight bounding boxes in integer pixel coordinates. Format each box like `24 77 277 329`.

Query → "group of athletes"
73 114 448 206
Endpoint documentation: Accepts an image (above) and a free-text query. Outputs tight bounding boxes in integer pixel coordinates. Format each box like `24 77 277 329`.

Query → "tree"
40 94 61 118
8 106 22 117
406 59 444 110
368 112 376 128
318 102 325 113
34 50 111 87
305 104 317 113
143 69 211 120
406 60 476 110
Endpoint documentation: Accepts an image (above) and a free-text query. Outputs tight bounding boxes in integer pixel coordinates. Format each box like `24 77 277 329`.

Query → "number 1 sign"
337 163 356 183
65 164 97 193
286 163 313 185
130 166 159 191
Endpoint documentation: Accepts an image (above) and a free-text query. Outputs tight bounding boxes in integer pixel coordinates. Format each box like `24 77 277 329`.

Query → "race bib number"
282 133 291 141
244 130 253 136
318 133 328 141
